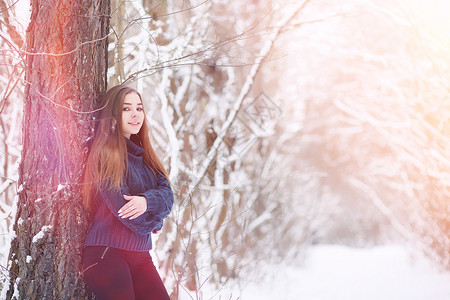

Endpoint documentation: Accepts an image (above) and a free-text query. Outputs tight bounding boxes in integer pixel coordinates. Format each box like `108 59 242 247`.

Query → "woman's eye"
137 107 143 111
123 107 130 111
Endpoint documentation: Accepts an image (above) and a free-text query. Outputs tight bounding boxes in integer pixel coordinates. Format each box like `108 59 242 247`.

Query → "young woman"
82 84 173 300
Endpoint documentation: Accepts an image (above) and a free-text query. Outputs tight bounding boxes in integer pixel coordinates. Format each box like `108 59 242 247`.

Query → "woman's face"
121 92 144 139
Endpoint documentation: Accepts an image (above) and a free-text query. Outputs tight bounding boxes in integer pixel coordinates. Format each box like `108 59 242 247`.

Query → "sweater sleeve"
139 172 174 220
98 184 163 235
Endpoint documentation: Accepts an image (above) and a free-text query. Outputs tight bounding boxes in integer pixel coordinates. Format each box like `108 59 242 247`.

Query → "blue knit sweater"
84 138 174 251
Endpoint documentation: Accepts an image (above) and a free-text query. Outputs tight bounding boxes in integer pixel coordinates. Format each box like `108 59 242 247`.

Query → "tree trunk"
5 0 110 299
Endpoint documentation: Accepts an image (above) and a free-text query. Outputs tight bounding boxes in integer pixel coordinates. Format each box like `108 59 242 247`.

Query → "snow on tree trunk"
4 0 110 298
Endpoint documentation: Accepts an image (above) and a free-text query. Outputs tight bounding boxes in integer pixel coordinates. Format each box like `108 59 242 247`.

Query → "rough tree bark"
5 0 110 299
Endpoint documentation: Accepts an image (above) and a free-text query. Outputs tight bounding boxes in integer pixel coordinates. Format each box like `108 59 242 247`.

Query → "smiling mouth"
128 122 140 125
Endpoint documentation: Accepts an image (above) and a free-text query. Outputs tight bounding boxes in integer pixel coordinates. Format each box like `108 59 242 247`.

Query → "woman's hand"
118 195 147 220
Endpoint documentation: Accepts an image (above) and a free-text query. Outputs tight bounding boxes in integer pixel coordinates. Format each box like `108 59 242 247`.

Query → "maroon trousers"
82 246 170 300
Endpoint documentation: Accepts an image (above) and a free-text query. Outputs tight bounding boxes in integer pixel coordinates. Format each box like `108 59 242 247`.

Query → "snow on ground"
193 245 450 300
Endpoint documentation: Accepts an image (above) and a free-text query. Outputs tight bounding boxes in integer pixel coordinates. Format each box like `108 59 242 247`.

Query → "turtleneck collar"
125 137 144 156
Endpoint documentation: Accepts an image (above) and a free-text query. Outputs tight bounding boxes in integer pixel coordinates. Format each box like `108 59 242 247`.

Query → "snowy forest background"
1 0 450 298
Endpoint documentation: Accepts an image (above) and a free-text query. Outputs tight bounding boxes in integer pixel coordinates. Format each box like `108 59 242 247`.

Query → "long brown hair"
83 84 169 208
